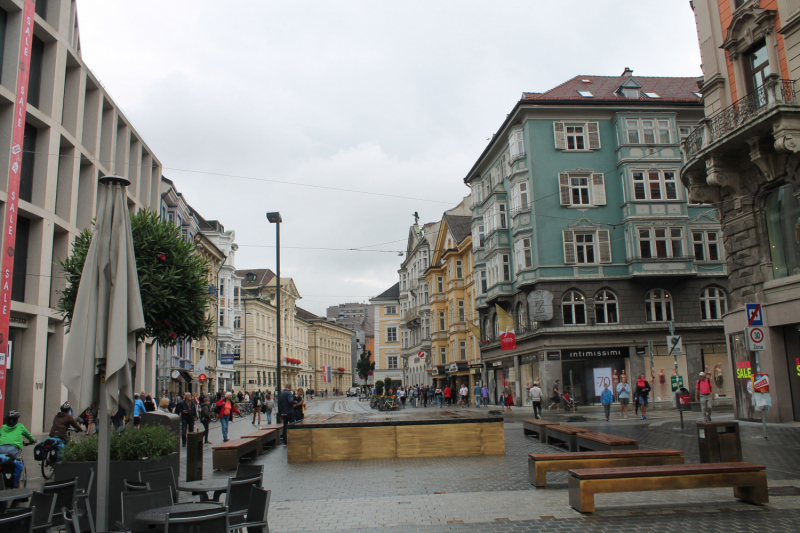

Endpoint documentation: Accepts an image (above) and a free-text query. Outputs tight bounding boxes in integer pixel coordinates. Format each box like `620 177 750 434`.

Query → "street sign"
220 354 235 365
753 373 769 392
198 374 207 382
157 376 170 380
745 303 764 326
666 335 683 355
745 326 766 351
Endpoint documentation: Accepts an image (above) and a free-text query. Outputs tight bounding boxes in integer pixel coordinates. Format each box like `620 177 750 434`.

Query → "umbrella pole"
96 391 111 531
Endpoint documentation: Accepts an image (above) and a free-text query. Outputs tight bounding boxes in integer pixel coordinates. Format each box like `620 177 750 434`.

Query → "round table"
0 488 33 503
135 502 223 525
177 480 229 502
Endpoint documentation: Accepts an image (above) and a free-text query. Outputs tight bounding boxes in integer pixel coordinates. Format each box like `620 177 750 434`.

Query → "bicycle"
0 441 32 489
40 428 78 480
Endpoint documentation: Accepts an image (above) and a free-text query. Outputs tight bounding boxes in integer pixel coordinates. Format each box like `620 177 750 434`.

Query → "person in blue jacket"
600 383 614 422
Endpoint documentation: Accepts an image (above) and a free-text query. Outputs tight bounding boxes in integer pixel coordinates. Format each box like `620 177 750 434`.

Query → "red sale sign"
753 373 769 393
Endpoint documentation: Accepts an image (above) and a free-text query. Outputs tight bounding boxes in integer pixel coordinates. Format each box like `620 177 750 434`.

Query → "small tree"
374 381 384 396
384 377 393 394
356 349 374 384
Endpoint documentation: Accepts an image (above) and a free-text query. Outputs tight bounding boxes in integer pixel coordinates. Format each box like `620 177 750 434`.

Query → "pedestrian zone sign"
745 326 766 351
745 303 763 326
666 335 683 355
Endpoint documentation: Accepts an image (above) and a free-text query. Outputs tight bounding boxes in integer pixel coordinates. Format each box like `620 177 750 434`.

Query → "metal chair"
163 509 228 533
223 476 262 523
0 508 34 533
123 479 151 492
28 491 56 532
228 487 270 533
234 464 263 480
116 487 173 533
138 467 176 501
42 478 78 529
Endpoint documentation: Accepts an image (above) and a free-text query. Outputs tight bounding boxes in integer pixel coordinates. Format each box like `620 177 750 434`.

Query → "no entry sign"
745 326 766 351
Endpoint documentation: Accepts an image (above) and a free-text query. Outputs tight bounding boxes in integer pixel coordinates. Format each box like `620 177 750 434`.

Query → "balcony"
511 203 531 217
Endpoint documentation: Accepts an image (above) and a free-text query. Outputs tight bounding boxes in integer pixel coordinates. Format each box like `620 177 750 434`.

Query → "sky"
77 0 702 316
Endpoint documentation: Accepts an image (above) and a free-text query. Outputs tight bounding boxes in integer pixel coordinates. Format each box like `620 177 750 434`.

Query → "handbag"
212 403 222 414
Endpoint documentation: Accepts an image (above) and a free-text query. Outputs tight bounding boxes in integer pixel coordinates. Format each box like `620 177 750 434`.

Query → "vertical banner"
326 365 332 384
496 305 517 351
0 0 36 423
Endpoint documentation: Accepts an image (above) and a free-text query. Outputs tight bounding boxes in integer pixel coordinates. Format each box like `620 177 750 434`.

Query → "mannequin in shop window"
714 363 724 395
659 368 666 400
612 370 619 401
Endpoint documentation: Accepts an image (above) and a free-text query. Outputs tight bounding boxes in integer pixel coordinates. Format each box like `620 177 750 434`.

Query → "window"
437 276 443 293
440 347 447 365
766 184 800 279
502 254 510 281
439 311 445 331
473 183 483 205
554 121 601 150
626 119 670 144
562 291 586 325
28 36 44 109
577 90 593 97
700 287 727 320
480 271 487 294
472 224 485 250
645 289 673 322
693 231 720 261
483 203 507 233
563 229 611 264
514 238 532 269
388 356 398 369
595 290 618 324
459 341 467 360
638 228 683 259
516 303 525 330
456 260 463 279
400 274 407 290
679 126 693 140
559 173 606 206
508 129 524 158
385 305 397 315
219 310 225 327
511 181 529 212
0 9 7 81
421 283 429 304
458 300 465 322
644 92 660 98
19 123 37 203
631 170 678 200
386 327 398 343
745 41 771 94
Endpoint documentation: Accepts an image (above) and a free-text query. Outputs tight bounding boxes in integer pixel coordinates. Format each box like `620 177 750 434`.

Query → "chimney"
622 67 633 77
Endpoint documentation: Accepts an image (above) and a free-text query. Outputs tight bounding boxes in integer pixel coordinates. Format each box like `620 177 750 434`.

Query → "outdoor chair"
28 491 57 532
42 478 78 529
139 466 177 501
0 508 33 533
235 464 264 480
224 476 262 521
61 503 108 533
123 480 150 492
116 487 173 533
163 509 229 533
228 486 271 533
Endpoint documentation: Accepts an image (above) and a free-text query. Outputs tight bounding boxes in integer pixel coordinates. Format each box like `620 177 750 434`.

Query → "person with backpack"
635 373 651 420
696 371 714 422
251 390 262 426
600 383 614 422
0 411 36 460
199 396 213 445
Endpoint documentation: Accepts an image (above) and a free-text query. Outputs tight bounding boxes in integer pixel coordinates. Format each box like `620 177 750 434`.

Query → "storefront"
519 354 538 406
559 347 630 407
468 364 483 393
445 362 470 389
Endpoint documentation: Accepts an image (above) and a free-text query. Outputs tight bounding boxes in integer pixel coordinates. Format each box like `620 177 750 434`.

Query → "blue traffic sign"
745 303 763 327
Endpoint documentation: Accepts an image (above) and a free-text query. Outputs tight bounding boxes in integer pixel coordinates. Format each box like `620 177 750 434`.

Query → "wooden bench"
577 432 638 452
242 427 281 455
523 419 559 443
528 449 684 487
212 438 259 470
545 425 592 452
568 462 768 513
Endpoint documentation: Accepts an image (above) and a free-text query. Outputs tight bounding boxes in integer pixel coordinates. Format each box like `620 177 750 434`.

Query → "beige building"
370 283 402 384
303 312 354 392
1 0 164 432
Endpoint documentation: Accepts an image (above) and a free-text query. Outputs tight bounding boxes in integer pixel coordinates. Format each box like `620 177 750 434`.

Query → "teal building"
465 70 729 408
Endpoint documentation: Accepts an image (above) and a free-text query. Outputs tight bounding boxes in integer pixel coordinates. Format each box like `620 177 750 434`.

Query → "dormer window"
623 88 639 99
644 92 660 98
577 90 593 97
246 273 257 282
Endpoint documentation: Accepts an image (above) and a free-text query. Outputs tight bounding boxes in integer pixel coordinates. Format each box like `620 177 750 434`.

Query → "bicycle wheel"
19 462 27 488
41 458 54 480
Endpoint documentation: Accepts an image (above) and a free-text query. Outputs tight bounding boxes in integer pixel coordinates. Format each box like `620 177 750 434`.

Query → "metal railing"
683 127 704 159
511 203 531 216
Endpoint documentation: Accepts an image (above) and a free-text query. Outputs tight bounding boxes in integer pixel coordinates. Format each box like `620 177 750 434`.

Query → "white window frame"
574 232 596 264
514 238 533 269
458 300 465 322
559 172 606 207
631 170 679 201
456 260 463 279
626 118 671 144
440 347 447 365
480 270 487 294
554 121 601 150
510 181 529 213
563 229 611 264
472 224 485 251
594 290 619 324
388 355 398 369
459 340 467 361
700 287 728 320
386 327 398 343
437 276 443 293
566 124 586 150
562 291 587 325
645 289 673 322
439 311 445 331
385 305 397 315
693 230 721 262
638 227 684 259
508 129 524 159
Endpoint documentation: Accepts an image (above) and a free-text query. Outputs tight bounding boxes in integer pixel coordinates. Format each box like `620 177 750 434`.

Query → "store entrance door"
783 325 800 421
561 357 628 407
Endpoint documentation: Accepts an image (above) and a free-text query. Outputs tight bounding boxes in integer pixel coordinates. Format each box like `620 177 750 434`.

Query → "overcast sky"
77 1 702 316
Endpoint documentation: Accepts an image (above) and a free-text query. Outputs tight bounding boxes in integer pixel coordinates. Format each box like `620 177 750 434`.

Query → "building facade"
370 283 402 384
305 314 354 392
466 72 729 408
325 302 373 384
1 0 165 431
682 0 800 421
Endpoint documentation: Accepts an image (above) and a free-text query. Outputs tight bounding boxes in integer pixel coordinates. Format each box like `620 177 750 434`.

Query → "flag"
466 321 482 340
496 304 517 351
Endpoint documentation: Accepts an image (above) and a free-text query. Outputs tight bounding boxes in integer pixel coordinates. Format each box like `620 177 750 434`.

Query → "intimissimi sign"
562 347 630 359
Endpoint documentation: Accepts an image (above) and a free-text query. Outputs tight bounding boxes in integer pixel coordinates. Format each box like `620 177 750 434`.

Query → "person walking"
133 393 146 429
635 373 651 420
444 386 452 407
215 392 240 443
616 375 631 419
460 383 469 408
696 371 714 422
481 384 489 407
435 387 443 408
144 394 156 412
263 392 275 425
278 384 298 444
548 380 561 411
503 384 514 412
600 383 614 422
398 387 406 408
199 397 213 445
529 382 543 419
473 383 482 408
174 392 197 447
158 398 171 413
251 390 262 426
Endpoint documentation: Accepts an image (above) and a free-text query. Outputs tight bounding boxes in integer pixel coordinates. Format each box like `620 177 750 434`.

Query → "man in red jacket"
444 386 452 407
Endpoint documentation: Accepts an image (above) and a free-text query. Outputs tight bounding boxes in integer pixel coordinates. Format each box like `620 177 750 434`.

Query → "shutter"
563 231 576 264
592 173 606 206
559 173 571 205
588 122 601 149
554 122 566 149
598 229 611 263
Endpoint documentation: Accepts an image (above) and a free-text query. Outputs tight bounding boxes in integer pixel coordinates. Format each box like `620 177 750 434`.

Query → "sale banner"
496 305 517 351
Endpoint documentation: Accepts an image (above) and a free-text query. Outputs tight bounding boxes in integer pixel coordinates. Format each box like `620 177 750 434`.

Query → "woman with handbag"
294 388 306 422
263 392 275 425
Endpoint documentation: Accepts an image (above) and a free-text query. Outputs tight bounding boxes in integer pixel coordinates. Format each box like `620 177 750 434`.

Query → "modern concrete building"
370 283 402 384
1 0 165 432
682 0 800 421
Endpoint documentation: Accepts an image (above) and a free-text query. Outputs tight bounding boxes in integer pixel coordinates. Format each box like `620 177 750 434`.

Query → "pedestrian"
144 394 156 412
278 384 298 444
111 407 126 431
635 373 651 420
460 383 469 408
473 382 482 408
132 393 146 429
481 384 489 407
548 380 561 411
444 386 452 407
616 375 631 419
263 392 275 425
237 390 244 403
696 371 714 422
600 383 613 421
503 384 514 412
411 387 418 407
79 407 94 435
529 381 543 419
398 387 406 408
428 386 435 407
252 390 262 426
199 396 212 445
168 395 176 413
294 388 306 422
174 392 197 447
215 391 240 443
158 398 171 413
435 387 443 408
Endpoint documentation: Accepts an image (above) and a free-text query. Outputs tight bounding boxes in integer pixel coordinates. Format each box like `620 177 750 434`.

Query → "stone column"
514 354 521 406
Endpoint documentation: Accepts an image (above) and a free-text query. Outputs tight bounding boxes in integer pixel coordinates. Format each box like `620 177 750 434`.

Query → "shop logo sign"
528 290 554 322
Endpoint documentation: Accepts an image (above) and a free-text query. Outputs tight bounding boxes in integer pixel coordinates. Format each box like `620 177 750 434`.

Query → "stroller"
562 391 578 411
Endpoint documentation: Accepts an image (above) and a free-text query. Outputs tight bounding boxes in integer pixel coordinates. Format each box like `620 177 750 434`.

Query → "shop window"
700 287 727 320
562 291 586 325
594 290 618 324
645 289 673 322
765 184 800 279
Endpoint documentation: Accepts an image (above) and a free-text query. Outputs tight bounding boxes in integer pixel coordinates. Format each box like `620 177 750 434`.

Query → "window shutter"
559 173 570 205
563 231 576 264
598 229 612 263
592 173 606 205
554 122 566 149
588 122 601 149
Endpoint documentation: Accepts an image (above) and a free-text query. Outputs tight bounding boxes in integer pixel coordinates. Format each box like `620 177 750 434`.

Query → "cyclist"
0 411 36 460
49 403 83 439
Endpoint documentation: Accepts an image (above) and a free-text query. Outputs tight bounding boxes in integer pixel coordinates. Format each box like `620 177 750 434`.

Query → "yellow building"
191 231 224 393
370 283 403 385
426 214 480 391
304 314 354 393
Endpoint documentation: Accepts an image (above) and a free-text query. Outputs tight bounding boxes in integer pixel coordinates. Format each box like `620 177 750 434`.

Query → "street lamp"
243 310 252 393
267 212 282 393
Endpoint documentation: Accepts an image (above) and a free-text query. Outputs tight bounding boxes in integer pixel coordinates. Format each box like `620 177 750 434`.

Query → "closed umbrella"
61 175 145 531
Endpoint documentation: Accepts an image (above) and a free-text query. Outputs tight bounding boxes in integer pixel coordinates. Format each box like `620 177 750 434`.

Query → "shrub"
60 425 177 463
374 381 384 396
384 377 393 393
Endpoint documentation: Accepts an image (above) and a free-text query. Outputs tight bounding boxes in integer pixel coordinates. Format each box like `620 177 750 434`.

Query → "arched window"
765 184 800 279
594 290 618 324
700 287 727 320
516 303 525 331
562 291 586 325
645 289 673 322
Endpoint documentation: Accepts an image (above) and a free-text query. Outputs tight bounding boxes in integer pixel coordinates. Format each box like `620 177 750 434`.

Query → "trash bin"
185 431 204 481
697 421 743 463
675 387 691 411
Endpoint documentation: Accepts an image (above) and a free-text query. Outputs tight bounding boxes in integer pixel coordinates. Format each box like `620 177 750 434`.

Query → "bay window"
509 129 524 159
693 230 720 261
632 170 678 200
511 181 529 213
514 238 532 269
638 227 683 259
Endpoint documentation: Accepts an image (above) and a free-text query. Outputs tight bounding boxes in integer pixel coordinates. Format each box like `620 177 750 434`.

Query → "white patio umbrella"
61 175 145 531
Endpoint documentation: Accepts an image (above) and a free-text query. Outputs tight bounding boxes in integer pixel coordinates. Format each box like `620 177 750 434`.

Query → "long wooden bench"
212 438 259 470
242 427 281 455
523 419 559 443
545 425 592 452
568 462 768 513
577 432 638 452
528 449 684 487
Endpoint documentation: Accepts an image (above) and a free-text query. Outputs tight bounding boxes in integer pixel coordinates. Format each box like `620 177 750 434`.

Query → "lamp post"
243 309 252 393
267 212 282 393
